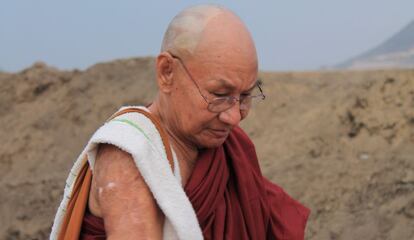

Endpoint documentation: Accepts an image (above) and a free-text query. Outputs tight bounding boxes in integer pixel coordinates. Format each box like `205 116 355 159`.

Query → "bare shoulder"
88 144 145 217
89 143 163 239
94 144 141 182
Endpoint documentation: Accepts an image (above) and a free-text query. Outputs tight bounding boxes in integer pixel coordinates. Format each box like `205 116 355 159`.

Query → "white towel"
50 106 203 240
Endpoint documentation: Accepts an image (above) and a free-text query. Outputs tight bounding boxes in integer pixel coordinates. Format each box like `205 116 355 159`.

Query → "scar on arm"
91 144 164 239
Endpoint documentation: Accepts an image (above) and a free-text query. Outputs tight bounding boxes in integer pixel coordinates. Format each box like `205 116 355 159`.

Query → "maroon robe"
81 126 310 239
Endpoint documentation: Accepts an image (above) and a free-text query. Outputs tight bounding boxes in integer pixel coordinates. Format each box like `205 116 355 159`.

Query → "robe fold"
80 126 309 240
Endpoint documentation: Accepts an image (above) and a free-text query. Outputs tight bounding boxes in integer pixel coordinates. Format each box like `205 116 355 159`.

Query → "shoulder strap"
58 157 91 240
107 107 175 172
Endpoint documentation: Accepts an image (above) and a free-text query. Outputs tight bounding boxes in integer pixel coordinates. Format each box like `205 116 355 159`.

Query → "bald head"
161 5 224 56
161 4 257 63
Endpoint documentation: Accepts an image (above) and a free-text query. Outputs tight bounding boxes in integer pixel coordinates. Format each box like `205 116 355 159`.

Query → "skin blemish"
99 182 117 196
106 182 116 189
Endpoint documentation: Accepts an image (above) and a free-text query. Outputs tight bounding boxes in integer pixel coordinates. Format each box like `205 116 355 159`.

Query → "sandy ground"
0 58 413 240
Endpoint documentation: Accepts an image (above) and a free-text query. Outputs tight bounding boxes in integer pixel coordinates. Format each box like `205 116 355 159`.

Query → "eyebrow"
214 78 259 92
215 78 237 90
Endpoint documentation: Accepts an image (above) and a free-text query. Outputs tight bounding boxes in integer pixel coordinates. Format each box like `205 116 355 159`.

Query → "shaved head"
161 4 256 62
161 4 225 56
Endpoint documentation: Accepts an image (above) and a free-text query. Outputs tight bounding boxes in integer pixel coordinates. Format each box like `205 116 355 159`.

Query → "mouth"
208 128 230 139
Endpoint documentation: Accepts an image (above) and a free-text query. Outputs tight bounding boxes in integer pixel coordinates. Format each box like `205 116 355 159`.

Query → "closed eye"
241 91 252 97
212 92 230 97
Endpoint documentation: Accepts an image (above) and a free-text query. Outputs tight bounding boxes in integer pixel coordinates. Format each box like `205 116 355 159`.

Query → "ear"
156 52 175 93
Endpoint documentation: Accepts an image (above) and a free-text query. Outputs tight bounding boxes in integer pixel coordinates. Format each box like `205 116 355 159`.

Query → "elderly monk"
51 4 309 240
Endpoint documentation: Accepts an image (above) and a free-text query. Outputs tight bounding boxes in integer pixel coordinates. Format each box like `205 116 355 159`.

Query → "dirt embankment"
0 59 413 239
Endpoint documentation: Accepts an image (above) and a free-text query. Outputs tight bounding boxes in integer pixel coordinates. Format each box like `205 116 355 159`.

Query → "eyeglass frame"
168 52 265 113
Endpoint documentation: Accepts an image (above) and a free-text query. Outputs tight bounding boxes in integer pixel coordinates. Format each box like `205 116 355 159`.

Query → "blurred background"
0 1 413 240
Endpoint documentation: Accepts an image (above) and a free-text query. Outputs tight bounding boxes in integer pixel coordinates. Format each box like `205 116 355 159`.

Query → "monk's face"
161 13 258 149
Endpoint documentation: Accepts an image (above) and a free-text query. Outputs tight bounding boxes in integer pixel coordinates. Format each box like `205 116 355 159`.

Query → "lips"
209 128 230 138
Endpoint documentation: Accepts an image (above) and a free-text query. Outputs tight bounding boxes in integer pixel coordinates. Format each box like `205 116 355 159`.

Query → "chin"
195 135 228 149
198 142 225 149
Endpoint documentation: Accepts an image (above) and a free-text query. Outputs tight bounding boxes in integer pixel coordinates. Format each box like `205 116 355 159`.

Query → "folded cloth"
50 106 203 240
184 126 310 239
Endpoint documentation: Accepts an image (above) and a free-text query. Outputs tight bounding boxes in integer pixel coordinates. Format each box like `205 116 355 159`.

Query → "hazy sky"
1 1 413 72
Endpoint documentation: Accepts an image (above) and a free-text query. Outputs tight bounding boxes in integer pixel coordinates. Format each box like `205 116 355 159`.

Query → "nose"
218 103 242 126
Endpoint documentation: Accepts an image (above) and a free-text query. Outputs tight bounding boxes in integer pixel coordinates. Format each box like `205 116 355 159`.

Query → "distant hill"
337 20 414 69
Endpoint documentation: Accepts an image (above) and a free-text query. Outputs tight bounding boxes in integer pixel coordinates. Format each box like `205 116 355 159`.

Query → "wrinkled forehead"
188 29 258 91
186 54 258 93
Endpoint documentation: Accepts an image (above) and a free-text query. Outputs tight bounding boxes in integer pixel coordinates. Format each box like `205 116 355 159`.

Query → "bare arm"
90 143 163 240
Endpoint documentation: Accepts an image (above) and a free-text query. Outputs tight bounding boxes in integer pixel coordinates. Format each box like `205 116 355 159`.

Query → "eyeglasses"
169 53 265 113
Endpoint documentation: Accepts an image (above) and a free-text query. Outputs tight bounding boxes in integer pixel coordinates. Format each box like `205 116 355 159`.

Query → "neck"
148 101 198 184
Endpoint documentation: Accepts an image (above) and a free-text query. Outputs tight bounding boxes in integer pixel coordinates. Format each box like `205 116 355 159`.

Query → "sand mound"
0 58 413 239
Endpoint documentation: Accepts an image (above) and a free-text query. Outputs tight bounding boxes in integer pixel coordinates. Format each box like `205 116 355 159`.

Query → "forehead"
185 12 258 89
186 51 258 91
